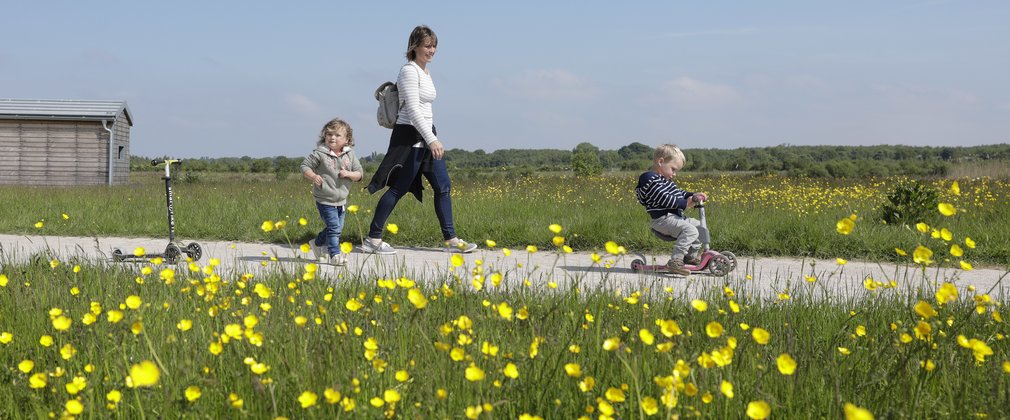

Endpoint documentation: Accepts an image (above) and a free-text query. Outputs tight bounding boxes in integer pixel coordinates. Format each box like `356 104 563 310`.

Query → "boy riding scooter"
632 144 735 276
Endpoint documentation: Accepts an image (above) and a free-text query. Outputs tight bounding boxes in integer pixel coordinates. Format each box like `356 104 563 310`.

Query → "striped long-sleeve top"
635 171 695 219
395 61 438 145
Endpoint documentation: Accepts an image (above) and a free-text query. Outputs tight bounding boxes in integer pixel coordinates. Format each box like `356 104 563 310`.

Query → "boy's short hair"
318 118 354 148
654 144 685 165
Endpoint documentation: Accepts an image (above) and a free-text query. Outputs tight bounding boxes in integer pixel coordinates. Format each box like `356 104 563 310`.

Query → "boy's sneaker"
665 259 691 276
444 238 477 253
310 242 328 260
361 238 396 255
683 253 702 266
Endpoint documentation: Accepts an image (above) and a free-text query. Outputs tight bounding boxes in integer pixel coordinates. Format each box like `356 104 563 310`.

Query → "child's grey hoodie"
300 146 362 207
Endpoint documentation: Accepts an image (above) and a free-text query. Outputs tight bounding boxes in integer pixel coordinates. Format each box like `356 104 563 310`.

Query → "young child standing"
635 144 708 276
300 118 363 266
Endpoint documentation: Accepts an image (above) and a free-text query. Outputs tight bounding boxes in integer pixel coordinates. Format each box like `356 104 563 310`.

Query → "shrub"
879 181 938 226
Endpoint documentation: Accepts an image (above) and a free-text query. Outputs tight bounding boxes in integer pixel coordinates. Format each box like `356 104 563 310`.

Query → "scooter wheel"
720 251 738 273
708 254 732 277
164 244 182 264
186 242 203 261
630 259 645 273
112 248 124 261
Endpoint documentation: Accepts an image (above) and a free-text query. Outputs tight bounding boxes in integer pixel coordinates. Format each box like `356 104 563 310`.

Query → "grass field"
2 172 1008 418
1 247 1007 418
2 172 1008 266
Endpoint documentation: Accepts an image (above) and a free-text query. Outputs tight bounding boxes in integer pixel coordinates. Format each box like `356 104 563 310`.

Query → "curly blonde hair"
317 118 354 148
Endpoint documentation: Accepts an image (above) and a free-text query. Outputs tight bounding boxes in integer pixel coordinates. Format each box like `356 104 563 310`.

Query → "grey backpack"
374 81 398 129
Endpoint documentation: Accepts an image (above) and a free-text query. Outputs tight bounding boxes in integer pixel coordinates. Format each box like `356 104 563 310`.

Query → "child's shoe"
665 259 691 276
329 254 347 266
310 242 328 260
361 238 396 255
444 238 478 253
683 253 702 266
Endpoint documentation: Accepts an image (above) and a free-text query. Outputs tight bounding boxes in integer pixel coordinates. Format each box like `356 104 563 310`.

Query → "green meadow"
3 172 1009 266
1 172 1008 418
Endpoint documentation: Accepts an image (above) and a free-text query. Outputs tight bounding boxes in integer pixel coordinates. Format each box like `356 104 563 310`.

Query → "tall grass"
2 172 1008 265
0 249 1006 418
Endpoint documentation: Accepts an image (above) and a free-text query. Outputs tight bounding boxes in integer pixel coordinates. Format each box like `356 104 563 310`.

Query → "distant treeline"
133 143 1010 178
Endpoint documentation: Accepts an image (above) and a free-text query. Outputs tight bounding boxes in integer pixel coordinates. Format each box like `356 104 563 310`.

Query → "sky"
2 1 1009 159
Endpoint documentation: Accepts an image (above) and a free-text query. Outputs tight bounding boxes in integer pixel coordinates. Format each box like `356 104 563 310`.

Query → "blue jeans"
315 202 345 257
369 147 456 240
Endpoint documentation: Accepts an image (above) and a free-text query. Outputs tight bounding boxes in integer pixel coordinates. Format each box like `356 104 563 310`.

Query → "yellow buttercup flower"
777 353 797 375
752 327 771 345
915 301 938 318
639 329 655 345
602 337 621 351
747 400 771 419
938 202 956 216
464 363 485 381
345 298 363 312
936 282 958 305
128 361 160 387
65 399 84 415
260 220 274 232
503 363 519 379
844 403 875 420
298 391 318 408
705 321 724 338
548 223 562 234
407 288 428 309
386 223 399 234
52 316 72 331
691 299 708 312
605 387 626 402
298 217 308 226
720 380 734 398
913 245 933 265
836 215 855 235
185 386 202 402
18 359 34 373
564 363 582 377
125 295 142 309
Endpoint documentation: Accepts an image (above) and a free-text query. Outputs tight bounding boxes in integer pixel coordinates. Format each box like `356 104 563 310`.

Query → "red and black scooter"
113 159 202 264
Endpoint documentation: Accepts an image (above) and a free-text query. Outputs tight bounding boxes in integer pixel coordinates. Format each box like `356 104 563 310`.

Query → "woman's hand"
429 140 444 160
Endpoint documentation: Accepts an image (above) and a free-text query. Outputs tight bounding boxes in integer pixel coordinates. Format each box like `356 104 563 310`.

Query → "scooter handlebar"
151 159 182 167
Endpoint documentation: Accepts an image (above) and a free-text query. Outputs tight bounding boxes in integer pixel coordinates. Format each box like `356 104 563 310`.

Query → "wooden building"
0 99 133 186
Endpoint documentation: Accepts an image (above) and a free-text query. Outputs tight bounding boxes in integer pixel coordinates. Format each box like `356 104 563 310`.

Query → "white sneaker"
444 238 478 253
310 242 328 260
360 239 396 255
317 254 347 266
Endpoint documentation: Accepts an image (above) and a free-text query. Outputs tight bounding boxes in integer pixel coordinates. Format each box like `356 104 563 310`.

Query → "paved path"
1 234 1006 301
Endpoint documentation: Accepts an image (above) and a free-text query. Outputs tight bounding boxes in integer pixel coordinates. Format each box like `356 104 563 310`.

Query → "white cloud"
664 77 741 108
493 69 597 101
284 93 322 115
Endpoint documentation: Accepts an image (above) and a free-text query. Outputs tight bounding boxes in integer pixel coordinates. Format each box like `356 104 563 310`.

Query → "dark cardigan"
365 124 435 202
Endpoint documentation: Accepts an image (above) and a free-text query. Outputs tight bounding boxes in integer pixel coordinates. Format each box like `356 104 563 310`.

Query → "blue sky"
3 1 1008 158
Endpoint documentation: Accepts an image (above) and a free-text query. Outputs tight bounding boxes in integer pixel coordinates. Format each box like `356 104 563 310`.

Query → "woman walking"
364 25 477 255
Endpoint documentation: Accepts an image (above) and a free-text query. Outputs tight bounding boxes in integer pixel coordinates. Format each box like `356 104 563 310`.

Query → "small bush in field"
880 182 938 226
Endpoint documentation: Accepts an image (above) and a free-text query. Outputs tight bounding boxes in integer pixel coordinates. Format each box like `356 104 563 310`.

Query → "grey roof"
0 99 132 126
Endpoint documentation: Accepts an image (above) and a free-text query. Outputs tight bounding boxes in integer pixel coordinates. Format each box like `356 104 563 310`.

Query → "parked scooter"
112 159 202 264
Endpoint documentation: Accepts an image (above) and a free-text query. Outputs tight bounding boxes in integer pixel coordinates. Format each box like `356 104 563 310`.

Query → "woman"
363 25 477 255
